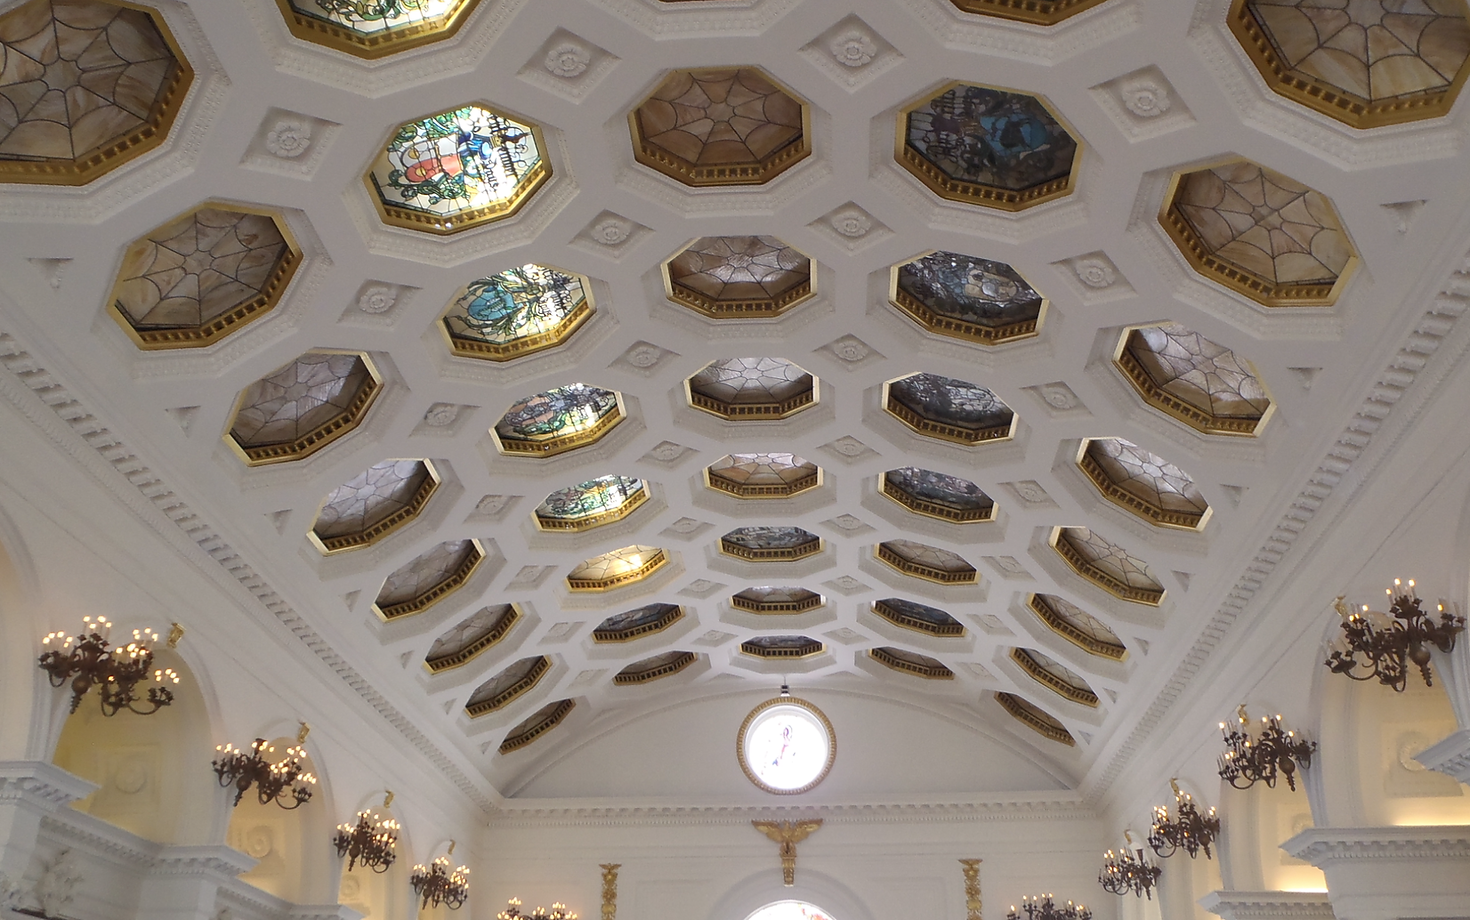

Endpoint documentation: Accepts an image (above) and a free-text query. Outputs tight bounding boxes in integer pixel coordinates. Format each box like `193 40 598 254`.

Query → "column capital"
0 763 95 812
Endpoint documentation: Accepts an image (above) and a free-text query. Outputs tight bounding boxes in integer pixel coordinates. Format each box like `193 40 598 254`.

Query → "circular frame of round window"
736 696 836 795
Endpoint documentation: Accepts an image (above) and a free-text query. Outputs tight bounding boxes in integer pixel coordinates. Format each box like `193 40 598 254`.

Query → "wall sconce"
213 722 316 808
334 791 399 872
38 617 182 716
1326 580 1464 692
1148 779 1219 859
1008 895 1091 920
1217 705 1316 791
1098 831 1161 899
411 841 469 910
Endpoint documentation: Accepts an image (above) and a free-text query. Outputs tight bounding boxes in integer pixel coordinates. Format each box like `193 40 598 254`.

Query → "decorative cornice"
1198 890 1333 920
0 331 494 814
0 763 96 810
149 846 256 879
1413 728 1470 784
1284 826 1470 863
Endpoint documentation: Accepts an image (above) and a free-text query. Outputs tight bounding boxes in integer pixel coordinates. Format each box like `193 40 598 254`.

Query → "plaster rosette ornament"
1028 594 1127 660
424 604 520 673
465 656 550 717
876 539 978 584
109 205 301 349
733 587 824 615
947 0 1112 25
499 698 575 753
881 467 996 523
566 545 667 592
372 539 484 620
630 67 810 186
592 603 682 642
534 475 647 533
614 650 698 685
441 264 593 361
226 351 382 466
1229 0 1470 128
720 526 822 562
310 459 440 554
890 250 1046 344
0 0 193 185
1115 323 1272 436
898 82 1080 211
872 597 966 636
1077 438 1211 531
686 358 817 420
365 104 547 234
740 635 824 659
1161 160 1357 306
1011 647 1100 707
995 691 1076 746
663 236 814 318
871 646 954 679
885 373 1016 445
706 453 821 499
276 0 479 58
492 384 625 457
1050 527 1165 605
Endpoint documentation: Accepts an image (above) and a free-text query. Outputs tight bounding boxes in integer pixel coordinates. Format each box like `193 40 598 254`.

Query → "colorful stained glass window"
366 104 546 234
886 373 1014 443
1079 438 1211 530
881 467 995 522
227 352 381 465
493 384 622 456
534 475 645 531
892 250 1044 343
1052 527 1164 605
442 263 591 360
281 0 477 57
664 236 813 317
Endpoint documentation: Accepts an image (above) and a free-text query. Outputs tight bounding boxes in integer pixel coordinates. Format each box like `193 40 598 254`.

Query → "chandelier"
1007 895 1091 920
1326 580 1464 692
411 846 470 911
37 617 182 716
1098 833 1161 900
333 793 399 872
498 898 578 920
1217 705 1316 792
212 723 316 809
1148 779 1219 860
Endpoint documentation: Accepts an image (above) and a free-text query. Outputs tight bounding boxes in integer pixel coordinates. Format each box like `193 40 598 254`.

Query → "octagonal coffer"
424 604 519 673
876 539 978 585
1010 647 1099 707
442 263 593 361
630 67 810 187
872 598 965 637
277 0 479 58
947 0 1113 25
0 0 193 186
372 538 484 621
663 236 814 318
1078 438 1211 531
614 650 698 685
898 82 1079 211
890 250 1046 345
1116 323 1272 437
1229 0 1470 128
226 351 382 466
706 453 820 499
466 655 550 718
310 459 439 554
871 647 954 680
534 475 647 533
720 526 821 562
1050 526 1164 606
492 384 624 458
687 358 816 420
109 205 300 349
995 691 1075 746
500 699 575 754
365 104 547 235
881 468 995 523
1162 159 1356 307
885 373 1015 445
740 635 823 659
1028 594 1127 661
732 587 824 614
592 604 683 643
567 545 666 592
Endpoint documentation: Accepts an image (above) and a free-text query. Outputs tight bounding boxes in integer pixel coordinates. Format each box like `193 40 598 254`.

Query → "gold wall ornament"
960 859 983 920
751 819 823 886
600 864 620 920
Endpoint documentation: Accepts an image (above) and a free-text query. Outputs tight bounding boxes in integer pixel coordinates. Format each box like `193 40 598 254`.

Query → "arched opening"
226 737 336 904
50 647 216 845
745 901 836 920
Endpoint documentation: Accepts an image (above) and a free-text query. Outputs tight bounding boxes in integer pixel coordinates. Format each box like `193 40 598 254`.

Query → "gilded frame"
1112 323 1275 438
224 350 384 467
736 695 836 794
309 458 442 555
887 251 1047 347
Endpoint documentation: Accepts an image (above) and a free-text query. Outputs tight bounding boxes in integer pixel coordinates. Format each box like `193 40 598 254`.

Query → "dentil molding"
0 762 95 811
1198 890 1334 920
1285 826 1470 862
1414 728 1470 785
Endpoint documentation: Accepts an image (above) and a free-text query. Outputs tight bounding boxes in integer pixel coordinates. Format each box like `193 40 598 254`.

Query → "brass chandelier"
334 794 399 873
1326 580 1464 692
1217 705 1316 792
213 723 317 809
1008 895 1091 920
37 617 182 716
411 845 470 910
1098 833 1161 900
1148 780 1219 860
498 898 578 920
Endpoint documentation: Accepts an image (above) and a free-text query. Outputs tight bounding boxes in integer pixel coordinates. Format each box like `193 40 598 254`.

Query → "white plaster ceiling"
3 0 1470 808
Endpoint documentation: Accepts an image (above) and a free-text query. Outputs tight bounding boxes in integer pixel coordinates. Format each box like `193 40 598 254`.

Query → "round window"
745 901 836 920
737 695 835 794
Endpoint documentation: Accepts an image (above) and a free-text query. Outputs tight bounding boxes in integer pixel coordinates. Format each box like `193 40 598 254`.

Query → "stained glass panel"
228 352 381 465
614 650 697 684
1013 647 1098 706
687 358 815 419
892 250 1044 343
721 526 821 561
593 604 682 642
877 539 977 583
465 656 548 715
995 691 1075 745
707 453 820 498
494 384 623 456
871 646 953 678
733 586 823 613
946 0 1110 25
873 598 965 636
425 605 518 672
1119 323 1271 435
665 236 812 316
740 635 824 658
1080 438 1210 529
881 467 994 522
566 545 665 591
1053 527 1164 605
442 263 590 359
373 539 482 619
886 373 1014 444
1029 594 1126 659
311 459 437 552
534 475 645 531
499 699 575 753
281 0 477 57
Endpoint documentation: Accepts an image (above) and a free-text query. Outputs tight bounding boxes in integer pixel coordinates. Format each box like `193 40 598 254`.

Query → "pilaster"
0 762 95 881
1283 826 1470 920
138 846 257 920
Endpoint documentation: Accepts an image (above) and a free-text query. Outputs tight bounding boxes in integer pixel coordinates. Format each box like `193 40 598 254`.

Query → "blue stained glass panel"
444 263 587 346
495 384 619 443
905 85 1076 192
289 0 465 37
536 475 644 522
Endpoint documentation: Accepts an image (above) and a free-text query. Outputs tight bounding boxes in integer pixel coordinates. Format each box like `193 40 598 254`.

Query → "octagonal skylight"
533 475 646 533
706 453 820 499
880 468 996 523
876 539 978 584
310 459 439 554
720 526 822 562
1050 527 1164 606
995 692 1075 746
371 539 484 621
566 545 666 592
1028 594 1127 661
499 699 574 753
947 0 1112 25
885 374 1015 445
1078 438 1211 530
226 351 382 466
493 384 624 457
278 0 477 58
365 104 547 234
871 647 954 680
1011 647 1100 707
872 598 965 637
899 82 1079 211
614 650 698 685
664 236 814 317
424 605 520 673
442 264 593 361
1115 323 1272 436
890 250 1045 345
687 358 816 420
592 604 683 643
732 587 824 614
630 67 809 186
465 656 550 717
739 635 824 659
